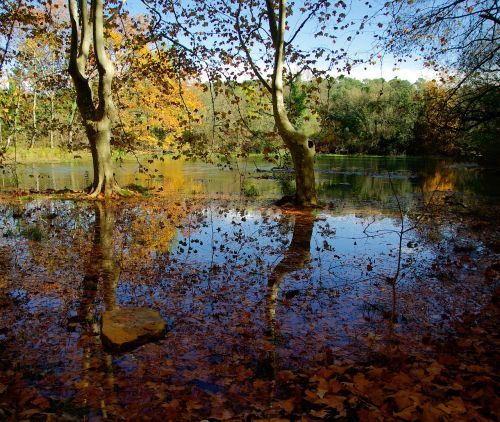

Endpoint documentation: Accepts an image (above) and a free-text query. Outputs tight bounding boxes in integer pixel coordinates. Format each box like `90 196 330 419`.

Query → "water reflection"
79 202 119 324
77 202 119 416
0 198 494 419
267 211 315 336
261 211 315 384
0 246 10 302
1 156 498 203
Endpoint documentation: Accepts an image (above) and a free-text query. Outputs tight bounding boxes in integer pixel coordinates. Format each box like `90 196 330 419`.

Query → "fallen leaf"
329 379 343 393
353 373 372 394
277 398 295 414
310 409 328 418
390 390 422 411
393 404 418 421
421 403 445 422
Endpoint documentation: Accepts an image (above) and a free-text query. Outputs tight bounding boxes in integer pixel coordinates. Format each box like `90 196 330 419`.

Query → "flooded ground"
1 155 499 205
0 156 498 420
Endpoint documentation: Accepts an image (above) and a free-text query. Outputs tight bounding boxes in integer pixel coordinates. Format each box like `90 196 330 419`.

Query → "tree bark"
67 0 119 198
29 91 37 149
67 99 77 147
49 93 55 149
269 0 318 206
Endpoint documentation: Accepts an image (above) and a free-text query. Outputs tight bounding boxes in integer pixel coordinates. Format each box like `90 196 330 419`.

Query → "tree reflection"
267 211 315 336
79 202 119 324
261 211 315 383
0 246 11 304
77 201 119 417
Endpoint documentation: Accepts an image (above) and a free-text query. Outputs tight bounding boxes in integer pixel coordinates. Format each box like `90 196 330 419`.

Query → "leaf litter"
0 195 498 420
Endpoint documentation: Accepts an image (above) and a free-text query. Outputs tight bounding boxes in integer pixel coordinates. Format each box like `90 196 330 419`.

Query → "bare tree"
385 0 500 89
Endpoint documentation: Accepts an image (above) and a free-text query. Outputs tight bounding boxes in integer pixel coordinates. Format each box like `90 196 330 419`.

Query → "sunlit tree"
67 0 121 197
149 0 365 206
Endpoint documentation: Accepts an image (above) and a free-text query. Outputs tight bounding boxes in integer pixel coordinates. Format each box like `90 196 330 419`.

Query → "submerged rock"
101 308 166 353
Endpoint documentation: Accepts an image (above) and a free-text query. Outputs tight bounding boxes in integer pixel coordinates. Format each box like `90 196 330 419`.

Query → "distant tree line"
2 73 498 165
184 76 499 163
312 77 500 161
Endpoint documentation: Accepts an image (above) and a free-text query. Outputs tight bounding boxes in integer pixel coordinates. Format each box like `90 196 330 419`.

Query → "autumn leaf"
390 390 422 411
277 398 295 414
329 379 343 394
310 409 328 418
352 373 372 395
317 395 346 414
437 396 466 415
393 404 418 421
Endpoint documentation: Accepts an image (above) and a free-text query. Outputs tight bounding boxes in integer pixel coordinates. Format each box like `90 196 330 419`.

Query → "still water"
0 156 497 419
1 155 499 204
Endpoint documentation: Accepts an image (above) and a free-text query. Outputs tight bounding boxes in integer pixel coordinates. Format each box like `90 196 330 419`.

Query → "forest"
0 0 499 420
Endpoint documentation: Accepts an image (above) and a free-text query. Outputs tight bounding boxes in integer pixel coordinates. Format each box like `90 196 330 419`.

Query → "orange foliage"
110 29 203 147
415 81 460 155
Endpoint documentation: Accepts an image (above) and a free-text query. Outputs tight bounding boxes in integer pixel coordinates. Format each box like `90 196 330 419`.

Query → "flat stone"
101 307 166 353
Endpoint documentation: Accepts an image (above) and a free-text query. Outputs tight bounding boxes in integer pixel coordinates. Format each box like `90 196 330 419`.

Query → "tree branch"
235 3 272 93
480 12 500 26
265 0 279 46
285 3 321 48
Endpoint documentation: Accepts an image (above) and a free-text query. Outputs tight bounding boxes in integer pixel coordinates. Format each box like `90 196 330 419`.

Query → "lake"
1 155 499 206
0 155 498 419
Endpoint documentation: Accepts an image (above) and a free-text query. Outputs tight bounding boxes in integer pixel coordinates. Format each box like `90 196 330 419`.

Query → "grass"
21 225 42 241
6 147 90 163
123 184 151 196
241 180 259 197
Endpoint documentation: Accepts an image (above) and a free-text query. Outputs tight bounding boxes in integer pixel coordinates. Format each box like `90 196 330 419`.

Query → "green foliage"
314 78 421 155
241 179 259 197
123 184 150 196
312 77 499 161
277 173 295 197
287 77 309 129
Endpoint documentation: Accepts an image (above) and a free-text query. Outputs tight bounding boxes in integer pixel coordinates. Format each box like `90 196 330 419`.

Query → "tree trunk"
67 0 120 198
13 92 19 148
67 99 77 147
90 126 116 196
49 93 55 149
269 0 318 207
287 135 317 206
30 90 37 149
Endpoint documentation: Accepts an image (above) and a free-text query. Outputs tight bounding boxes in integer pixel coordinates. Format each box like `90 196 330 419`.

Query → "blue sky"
125 0 436 82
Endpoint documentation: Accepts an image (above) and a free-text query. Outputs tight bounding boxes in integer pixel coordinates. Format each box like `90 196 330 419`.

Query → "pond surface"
0 191 496 419
1 155 499 206
0 155 498 419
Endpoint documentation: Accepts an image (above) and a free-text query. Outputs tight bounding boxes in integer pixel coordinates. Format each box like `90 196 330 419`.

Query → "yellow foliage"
423 166 455 194
416 81 460 155
111 32 204 148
